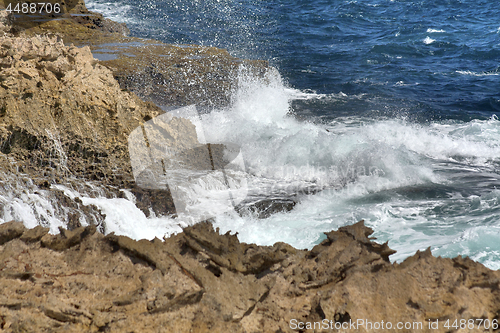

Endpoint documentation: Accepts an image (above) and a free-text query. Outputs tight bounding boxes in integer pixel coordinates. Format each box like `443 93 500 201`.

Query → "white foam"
0 177 66 233
423 36 435 44
427 28 446 33
85 0 134 24
285 88 354 101
456 70 499 77
52 185 183 240
198 66 500 270
81 197 182 240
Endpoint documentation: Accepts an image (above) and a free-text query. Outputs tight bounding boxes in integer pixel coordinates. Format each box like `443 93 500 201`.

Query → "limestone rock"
0 10 12 35
0 34 162 183
0 220 499 332
41 225 96 251
0 221 25 245
0 32 177 219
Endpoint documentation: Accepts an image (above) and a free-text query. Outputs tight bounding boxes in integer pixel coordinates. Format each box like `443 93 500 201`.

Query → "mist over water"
66 1 500 268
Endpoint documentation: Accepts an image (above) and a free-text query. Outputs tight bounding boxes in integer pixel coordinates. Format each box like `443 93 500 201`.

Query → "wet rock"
71 11 130 36
125 185 176 217
4 0 125 35
236 198 297 219
18 6 268 108
103 44 269 107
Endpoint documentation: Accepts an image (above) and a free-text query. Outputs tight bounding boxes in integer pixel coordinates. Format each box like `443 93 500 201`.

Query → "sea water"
12 0 500 268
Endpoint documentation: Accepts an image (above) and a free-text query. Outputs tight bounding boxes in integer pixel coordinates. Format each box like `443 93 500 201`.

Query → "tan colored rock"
0 33 163 187
0 220 498 332
0 32 181 223
0 10 12 35
0 221 26 245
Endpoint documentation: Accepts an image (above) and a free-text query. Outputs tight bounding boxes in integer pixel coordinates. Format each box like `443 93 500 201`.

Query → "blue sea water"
90 0 500 120
86 0 500 268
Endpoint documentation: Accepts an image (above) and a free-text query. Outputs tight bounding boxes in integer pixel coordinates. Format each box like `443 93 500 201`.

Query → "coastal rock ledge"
0 220 499 332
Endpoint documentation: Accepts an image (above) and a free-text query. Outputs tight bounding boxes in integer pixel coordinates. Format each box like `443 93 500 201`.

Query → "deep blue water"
90 0 500 121
84 0 500 269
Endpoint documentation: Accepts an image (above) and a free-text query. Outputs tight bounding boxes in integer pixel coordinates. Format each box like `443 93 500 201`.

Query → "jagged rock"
19 225 49 243
182 221 296 274
0 220 499 332
0 31 178 218
0 34 163 184
0 10 12 35
0 221 25 245
41 225 96 251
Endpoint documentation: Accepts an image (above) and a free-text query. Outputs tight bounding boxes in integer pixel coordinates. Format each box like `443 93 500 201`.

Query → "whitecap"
426 28 445 33
423 36 435 44
85 0 134 24
456 70 499 77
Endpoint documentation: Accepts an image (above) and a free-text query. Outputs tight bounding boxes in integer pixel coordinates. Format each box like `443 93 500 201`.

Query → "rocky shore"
0 3 499 333
2 220 499 332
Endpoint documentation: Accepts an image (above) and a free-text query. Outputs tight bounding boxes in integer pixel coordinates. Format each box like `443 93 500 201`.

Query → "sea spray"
1 66 500 269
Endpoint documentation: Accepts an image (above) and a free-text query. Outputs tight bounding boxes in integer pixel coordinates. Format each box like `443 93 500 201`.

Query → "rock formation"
0 220 499 332
0 34 160 182
0 4 270 222
0 31 177 222
14 0 268 108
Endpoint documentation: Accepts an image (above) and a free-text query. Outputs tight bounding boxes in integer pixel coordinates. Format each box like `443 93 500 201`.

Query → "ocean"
14 0 500 268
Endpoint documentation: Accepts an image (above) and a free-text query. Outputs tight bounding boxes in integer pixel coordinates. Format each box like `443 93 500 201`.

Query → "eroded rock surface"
0 32 182 220
0 10 270 222
0 220 498 332
15 1 268 108
0 33 161 182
